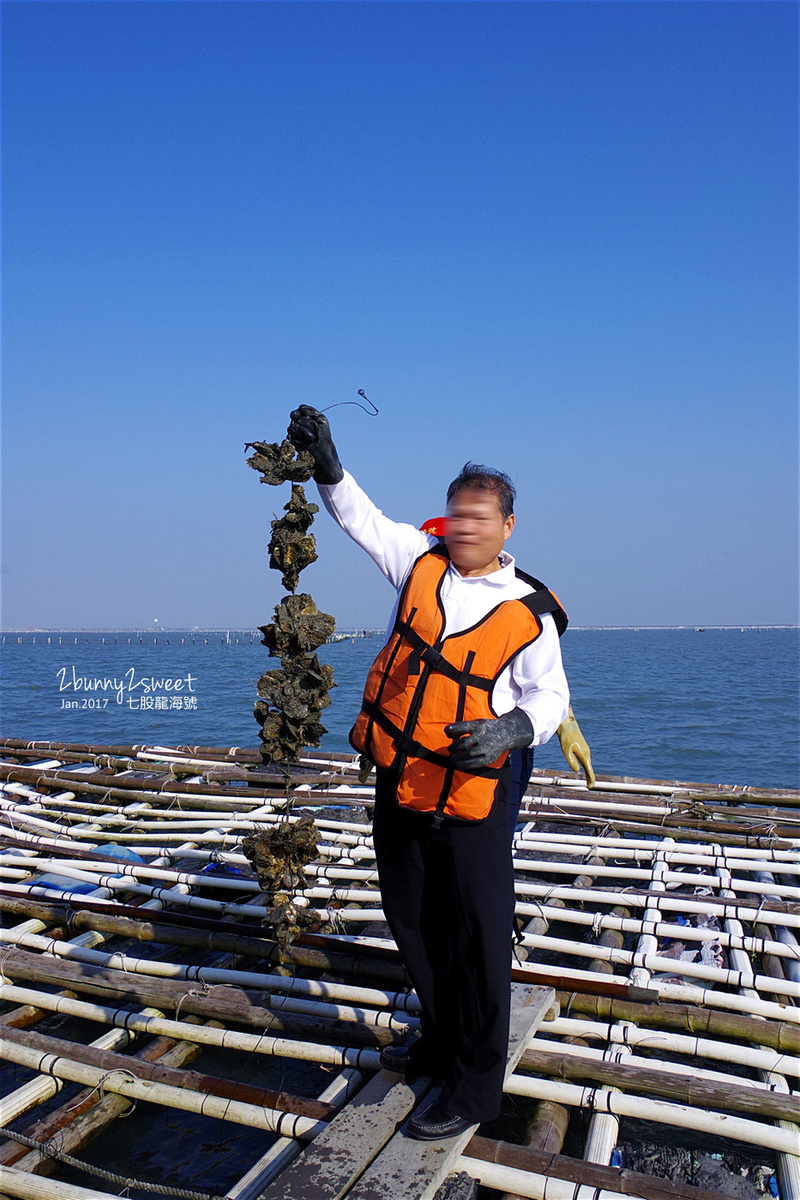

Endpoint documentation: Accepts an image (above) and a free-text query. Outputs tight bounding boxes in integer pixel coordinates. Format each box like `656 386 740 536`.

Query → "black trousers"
372 766 515 1123
508 745 534 836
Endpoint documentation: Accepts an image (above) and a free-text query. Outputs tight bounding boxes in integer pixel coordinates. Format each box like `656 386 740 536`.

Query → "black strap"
394 618 493 690
433 648 477 821
360 700 505 779
515 578 568 636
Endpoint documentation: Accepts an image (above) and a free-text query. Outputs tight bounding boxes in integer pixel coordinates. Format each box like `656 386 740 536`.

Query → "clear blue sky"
2 1 797 630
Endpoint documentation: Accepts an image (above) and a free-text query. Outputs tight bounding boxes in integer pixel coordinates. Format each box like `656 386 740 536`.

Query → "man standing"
289 405 570 1140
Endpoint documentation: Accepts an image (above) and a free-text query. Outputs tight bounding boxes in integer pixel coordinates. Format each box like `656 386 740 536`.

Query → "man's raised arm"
288 406 432 589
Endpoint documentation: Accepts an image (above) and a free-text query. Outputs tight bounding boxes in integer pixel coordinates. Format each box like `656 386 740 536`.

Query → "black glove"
288 405 344 486
445 708 533 771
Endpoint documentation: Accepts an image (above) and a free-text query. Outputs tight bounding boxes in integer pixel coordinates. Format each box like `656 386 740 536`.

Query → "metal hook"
320 389 379 417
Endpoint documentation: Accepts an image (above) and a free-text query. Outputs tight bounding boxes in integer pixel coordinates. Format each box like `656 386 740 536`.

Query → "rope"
0 1125 226 1200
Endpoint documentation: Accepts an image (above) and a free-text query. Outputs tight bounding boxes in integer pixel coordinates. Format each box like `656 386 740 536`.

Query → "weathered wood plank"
346 984 554 1200
259 1069 434 1200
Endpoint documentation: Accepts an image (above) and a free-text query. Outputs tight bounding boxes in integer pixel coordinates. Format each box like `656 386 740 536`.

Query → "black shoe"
407 1100 473 1141
379 1039 424 1074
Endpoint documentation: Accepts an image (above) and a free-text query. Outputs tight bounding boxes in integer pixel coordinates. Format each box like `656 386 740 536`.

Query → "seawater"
0 627 797 1198
1 627 798 788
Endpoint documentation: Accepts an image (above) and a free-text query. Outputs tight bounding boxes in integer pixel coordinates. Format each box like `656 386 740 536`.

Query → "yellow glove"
557 707 596 788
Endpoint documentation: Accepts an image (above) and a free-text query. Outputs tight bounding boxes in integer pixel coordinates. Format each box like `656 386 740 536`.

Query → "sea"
1 626 798 789
0 626 798 1198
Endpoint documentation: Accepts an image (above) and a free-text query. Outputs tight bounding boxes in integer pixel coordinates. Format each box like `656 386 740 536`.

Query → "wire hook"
320 389 379 417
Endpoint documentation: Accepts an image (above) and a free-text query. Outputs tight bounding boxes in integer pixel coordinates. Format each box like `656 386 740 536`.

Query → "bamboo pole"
0 896 409 986
0 1165 123 1200
0 1014 328 1139
549 993 800 1051
465 1136 741 1200
0 1016 208 1171
0 1025 332 1121
0 948 406 1045
0 929 420 1018
542 1015 799 1078
517 1045 800 1120
503 1072 800 1155
527 1033 791 1092
0 980 383 1073
0 1010 165 1128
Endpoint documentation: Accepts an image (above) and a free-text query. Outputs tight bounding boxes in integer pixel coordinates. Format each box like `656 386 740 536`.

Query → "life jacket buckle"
421 646 446 672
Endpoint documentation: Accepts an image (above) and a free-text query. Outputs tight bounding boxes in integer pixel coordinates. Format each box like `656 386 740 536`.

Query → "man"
289 405 572 1140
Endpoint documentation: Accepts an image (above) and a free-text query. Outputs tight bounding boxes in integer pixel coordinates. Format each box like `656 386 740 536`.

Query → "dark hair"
446 463 516 520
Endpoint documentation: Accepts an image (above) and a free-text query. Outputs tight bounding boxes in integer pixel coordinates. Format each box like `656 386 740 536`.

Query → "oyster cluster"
245 439 314 485
247 438 336 763
242 815 323 951
267 486 319 592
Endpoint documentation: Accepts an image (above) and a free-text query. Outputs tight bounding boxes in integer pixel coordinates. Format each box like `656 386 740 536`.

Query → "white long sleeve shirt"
318 471 569 745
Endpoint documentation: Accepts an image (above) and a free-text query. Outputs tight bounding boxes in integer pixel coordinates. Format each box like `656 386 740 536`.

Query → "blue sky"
2 1 797 630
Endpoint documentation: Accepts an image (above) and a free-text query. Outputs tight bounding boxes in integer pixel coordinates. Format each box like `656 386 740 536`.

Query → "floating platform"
0 738 797 1200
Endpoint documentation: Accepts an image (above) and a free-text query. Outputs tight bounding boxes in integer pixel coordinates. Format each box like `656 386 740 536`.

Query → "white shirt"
318 471 570 745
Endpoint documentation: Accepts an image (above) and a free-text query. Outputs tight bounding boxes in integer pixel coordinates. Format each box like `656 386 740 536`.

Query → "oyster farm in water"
0 442 797 1200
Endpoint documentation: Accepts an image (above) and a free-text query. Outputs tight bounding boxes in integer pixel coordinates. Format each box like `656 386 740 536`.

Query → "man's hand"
288 405 344 485
557 707 596 787
445 708 533 771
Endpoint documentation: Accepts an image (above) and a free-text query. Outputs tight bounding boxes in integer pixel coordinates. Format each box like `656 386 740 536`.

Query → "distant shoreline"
3 625 798 635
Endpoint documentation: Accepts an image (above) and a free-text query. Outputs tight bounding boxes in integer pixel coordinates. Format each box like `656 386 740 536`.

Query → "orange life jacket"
350 545 567 822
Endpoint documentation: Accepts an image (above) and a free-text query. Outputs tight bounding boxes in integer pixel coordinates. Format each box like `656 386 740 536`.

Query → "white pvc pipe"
541 1017 800 1078
512 879 800 931
514 902 800 961
715 855 800 1200
225 1069 365 1200
514 929 800 999
0 1165 121 1200
584 838 672 1166
0 927 419 1029
514 828 800 860
0 847 195 1125
528 1036 794 1091
456 1158 634 1200
0 1037 327 1137
503 1074 800 1155
0 981 384 1073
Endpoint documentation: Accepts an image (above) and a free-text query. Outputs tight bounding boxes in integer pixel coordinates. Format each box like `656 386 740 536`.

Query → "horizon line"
2 624 798 634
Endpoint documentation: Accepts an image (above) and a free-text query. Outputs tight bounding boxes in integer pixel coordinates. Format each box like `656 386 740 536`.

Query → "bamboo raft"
0 737 797 1200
